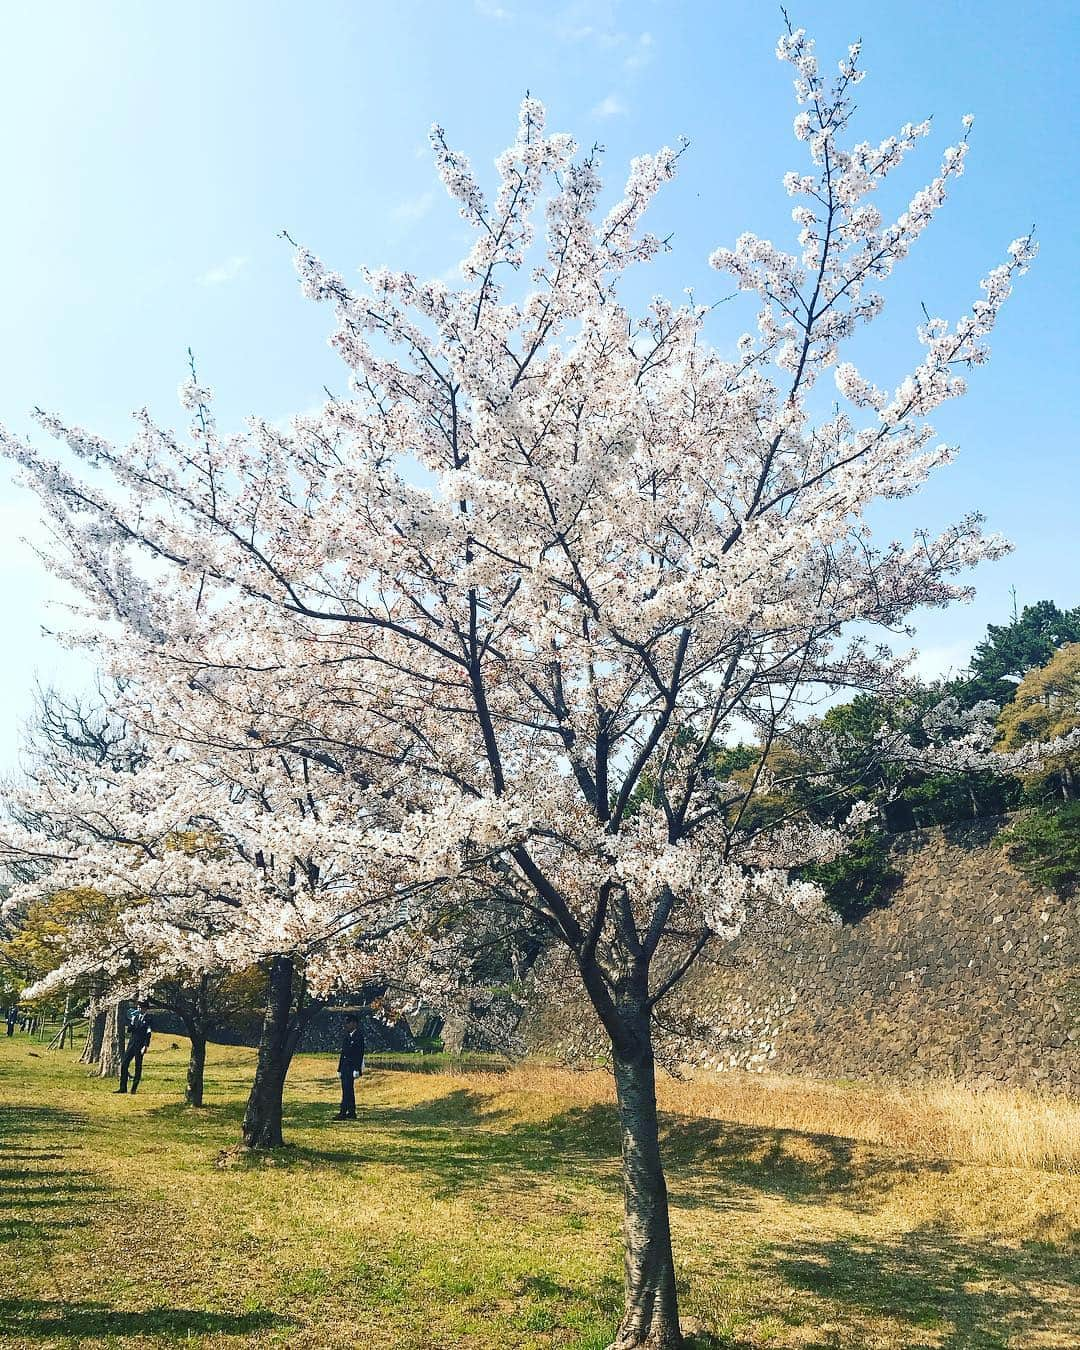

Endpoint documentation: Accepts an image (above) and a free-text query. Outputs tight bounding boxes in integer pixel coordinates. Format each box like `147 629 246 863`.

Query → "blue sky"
0 0 1076 770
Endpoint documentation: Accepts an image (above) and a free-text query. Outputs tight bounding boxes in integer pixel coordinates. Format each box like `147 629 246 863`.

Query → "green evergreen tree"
962 600 1080 706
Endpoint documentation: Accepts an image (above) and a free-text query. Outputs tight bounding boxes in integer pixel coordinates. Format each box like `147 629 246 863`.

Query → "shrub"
799 831 902 923
996 802 1080 896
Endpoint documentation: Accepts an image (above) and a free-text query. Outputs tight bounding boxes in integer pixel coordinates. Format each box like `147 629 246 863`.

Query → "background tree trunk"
241 957 296 1148
186 1033 207 1107
183 974 214 1106
47 993 77 1051
79 1007 105 1064
609 1010 682 1350
80 995 107 1065
97 1000 127 1078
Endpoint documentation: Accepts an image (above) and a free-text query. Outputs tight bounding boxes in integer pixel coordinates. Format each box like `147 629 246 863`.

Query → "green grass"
0 1035 1076 1348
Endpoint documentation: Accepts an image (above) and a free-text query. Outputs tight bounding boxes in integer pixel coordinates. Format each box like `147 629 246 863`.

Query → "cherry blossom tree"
1 23 1038 1347
0 686 145 1074
1 711 423 1143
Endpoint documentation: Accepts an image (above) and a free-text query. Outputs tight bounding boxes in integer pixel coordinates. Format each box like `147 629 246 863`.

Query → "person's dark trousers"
338 1072 356 1119
5 1023 13 1037
119 1044 145 1093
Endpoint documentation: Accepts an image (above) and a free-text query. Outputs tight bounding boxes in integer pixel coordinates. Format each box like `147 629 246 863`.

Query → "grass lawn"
0 1034 1076 1349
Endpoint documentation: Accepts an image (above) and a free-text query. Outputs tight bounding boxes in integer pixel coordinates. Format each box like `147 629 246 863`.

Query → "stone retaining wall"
529 820 1079 1091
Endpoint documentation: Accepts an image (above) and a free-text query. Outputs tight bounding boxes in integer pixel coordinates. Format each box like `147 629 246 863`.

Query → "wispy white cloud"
475 0 512 19
391 190 437 224
624 31 653 72
592 93 628 119
553 2 631 48
198 255 249 287
910 642 972 682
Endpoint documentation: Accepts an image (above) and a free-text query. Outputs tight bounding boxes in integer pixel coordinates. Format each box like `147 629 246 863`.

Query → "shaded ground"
0 1036 1075 1349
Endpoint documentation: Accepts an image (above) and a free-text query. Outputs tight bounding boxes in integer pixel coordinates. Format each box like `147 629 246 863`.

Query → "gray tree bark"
80 994 107 1065
186 1033 207 1107
98 1000 127 1078
241 957 297 1148
608 1009 682 1350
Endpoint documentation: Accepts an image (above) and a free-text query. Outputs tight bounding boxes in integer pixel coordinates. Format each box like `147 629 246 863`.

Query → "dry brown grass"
468 1062 1080 1174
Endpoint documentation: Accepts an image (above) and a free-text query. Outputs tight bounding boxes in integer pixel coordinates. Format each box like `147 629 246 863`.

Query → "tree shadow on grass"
152 1077 999 1298
252 1085 1076 1344
282 1085 952 1223
0 1102 90 1147
659 1114 953 1216
763 1227 1079 1349
296 1085 514 1130
287 1095 622 1193
0 1101 297 1343
0 1299 292 1340
0 1103 107 1251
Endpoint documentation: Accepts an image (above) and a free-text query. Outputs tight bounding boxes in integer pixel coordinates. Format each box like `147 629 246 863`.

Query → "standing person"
5 1004 17 1036
115 1000 153 1094
333 1012 365 1121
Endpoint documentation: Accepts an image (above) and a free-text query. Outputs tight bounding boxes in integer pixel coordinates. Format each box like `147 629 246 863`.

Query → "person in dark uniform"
334 1012 365 1120
115 1000 153 1094
5 1005 18 1036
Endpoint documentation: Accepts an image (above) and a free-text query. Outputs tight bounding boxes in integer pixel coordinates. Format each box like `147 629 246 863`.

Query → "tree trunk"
241 957 296 1149
186 1033 207 1107
81 1000 107 1065
98 1000 127 1078
608 1012 682 1350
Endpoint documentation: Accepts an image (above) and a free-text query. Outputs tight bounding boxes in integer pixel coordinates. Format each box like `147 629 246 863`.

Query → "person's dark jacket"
337 1025 365 1076
128 1009 153 1050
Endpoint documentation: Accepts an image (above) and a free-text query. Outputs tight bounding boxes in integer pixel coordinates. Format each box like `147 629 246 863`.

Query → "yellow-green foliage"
216 963 268 1009
997 642 1080 793
724 742 811 831
1 887 116 1004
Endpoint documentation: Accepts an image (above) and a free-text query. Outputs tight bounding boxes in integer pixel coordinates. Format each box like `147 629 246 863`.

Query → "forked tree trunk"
47 994 77 1051
608 1009 682 1350
241 956 296 1149
98 1001 127 1078
80 1006 107 1065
